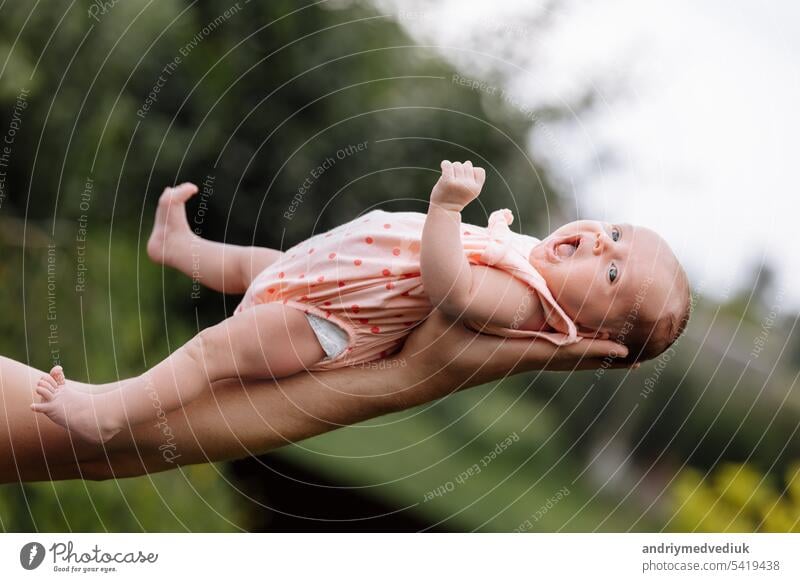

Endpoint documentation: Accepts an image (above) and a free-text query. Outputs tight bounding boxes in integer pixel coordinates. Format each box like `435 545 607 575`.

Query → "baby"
32 160 690 443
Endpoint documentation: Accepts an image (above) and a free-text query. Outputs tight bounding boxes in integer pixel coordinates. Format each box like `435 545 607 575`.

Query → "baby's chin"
527 241 549 269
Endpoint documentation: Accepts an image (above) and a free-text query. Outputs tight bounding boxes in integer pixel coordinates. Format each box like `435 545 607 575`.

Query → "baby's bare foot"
31 366 121 445
146 182 198 268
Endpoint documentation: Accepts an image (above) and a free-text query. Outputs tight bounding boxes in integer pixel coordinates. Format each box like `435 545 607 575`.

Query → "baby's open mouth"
554 235 581 259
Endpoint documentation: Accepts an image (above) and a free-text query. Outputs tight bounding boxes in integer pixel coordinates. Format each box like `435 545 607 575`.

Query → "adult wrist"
385 350 470 412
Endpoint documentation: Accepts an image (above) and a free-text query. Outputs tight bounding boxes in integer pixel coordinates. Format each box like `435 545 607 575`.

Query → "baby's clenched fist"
430 160 486 212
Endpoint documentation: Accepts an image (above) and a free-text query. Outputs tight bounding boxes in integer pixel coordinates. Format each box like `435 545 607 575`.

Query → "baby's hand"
430 160 486 212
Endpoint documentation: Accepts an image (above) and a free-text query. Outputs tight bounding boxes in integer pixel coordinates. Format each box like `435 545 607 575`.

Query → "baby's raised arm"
421 160 484 315
421 161 543 329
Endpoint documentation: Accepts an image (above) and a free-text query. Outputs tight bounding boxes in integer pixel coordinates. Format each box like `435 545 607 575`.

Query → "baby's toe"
38 376 57 392
50 365 65 385
174 182 198 201
30 401 51 413
35 385 55 401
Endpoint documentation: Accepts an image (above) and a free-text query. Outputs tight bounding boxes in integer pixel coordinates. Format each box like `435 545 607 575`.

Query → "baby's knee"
184 327 218 368
187 315 268 375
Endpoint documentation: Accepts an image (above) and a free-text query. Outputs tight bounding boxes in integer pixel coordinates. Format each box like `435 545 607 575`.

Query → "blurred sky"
372 0 800 307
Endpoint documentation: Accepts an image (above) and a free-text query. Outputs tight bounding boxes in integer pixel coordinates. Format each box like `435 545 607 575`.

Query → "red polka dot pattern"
239 209 525 371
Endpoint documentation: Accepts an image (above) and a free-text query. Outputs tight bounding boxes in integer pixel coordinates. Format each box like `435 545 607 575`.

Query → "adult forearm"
56 361 441 481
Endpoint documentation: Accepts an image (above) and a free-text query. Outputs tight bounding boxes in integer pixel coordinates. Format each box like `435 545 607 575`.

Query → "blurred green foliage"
0 221 242 531
671 462 800 533
0 464 240 531
277 381 657 531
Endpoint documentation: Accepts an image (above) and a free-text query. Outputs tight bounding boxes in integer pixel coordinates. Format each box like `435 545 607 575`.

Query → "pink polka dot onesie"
235 209 580 371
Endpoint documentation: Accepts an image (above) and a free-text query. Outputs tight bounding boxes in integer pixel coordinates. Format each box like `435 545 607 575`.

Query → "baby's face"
529 220 680 334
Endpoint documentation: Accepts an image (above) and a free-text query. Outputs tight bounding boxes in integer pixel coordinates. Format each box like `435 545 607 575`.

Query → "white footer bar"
1 533 796 581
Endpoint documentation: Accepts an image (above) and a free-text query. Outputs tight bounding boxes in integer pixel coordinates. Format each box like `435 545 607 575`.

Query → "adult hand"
391 309 630 407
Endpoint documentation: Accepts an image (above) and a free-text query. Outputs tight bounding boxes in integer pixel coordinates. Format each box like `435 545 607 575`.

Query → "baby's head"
529 220 690 362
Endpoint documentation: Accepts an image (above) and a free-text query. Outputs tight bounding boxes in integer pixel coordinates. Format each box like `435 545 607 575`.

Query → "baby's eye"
609 263 618 283
611 226 621 242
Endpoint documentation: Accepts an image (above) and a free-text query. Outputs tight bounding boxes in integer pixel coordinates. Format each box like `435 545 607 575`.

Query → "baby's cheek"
541 266 601 323
566 289 610 327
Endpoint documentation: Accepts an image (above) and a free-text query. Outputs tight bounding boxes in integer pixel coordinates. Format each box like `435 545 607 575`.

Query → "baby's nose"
592 232 606 255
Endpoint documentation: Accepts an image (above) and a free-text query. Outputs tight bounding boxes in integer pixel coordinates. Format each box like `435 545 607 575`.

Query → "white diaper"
305 313 349 360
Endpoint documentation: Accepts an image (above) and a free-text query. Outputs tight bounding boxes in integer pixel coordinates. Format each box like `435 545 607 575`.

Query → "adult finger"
513 337 628 373
573 357 637 371
564 338 628 359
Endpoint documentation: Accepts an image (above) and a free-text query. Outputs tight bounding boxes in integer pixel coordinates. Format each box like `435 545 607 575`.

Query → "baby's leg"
31 304 325 444
147 183 283 294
